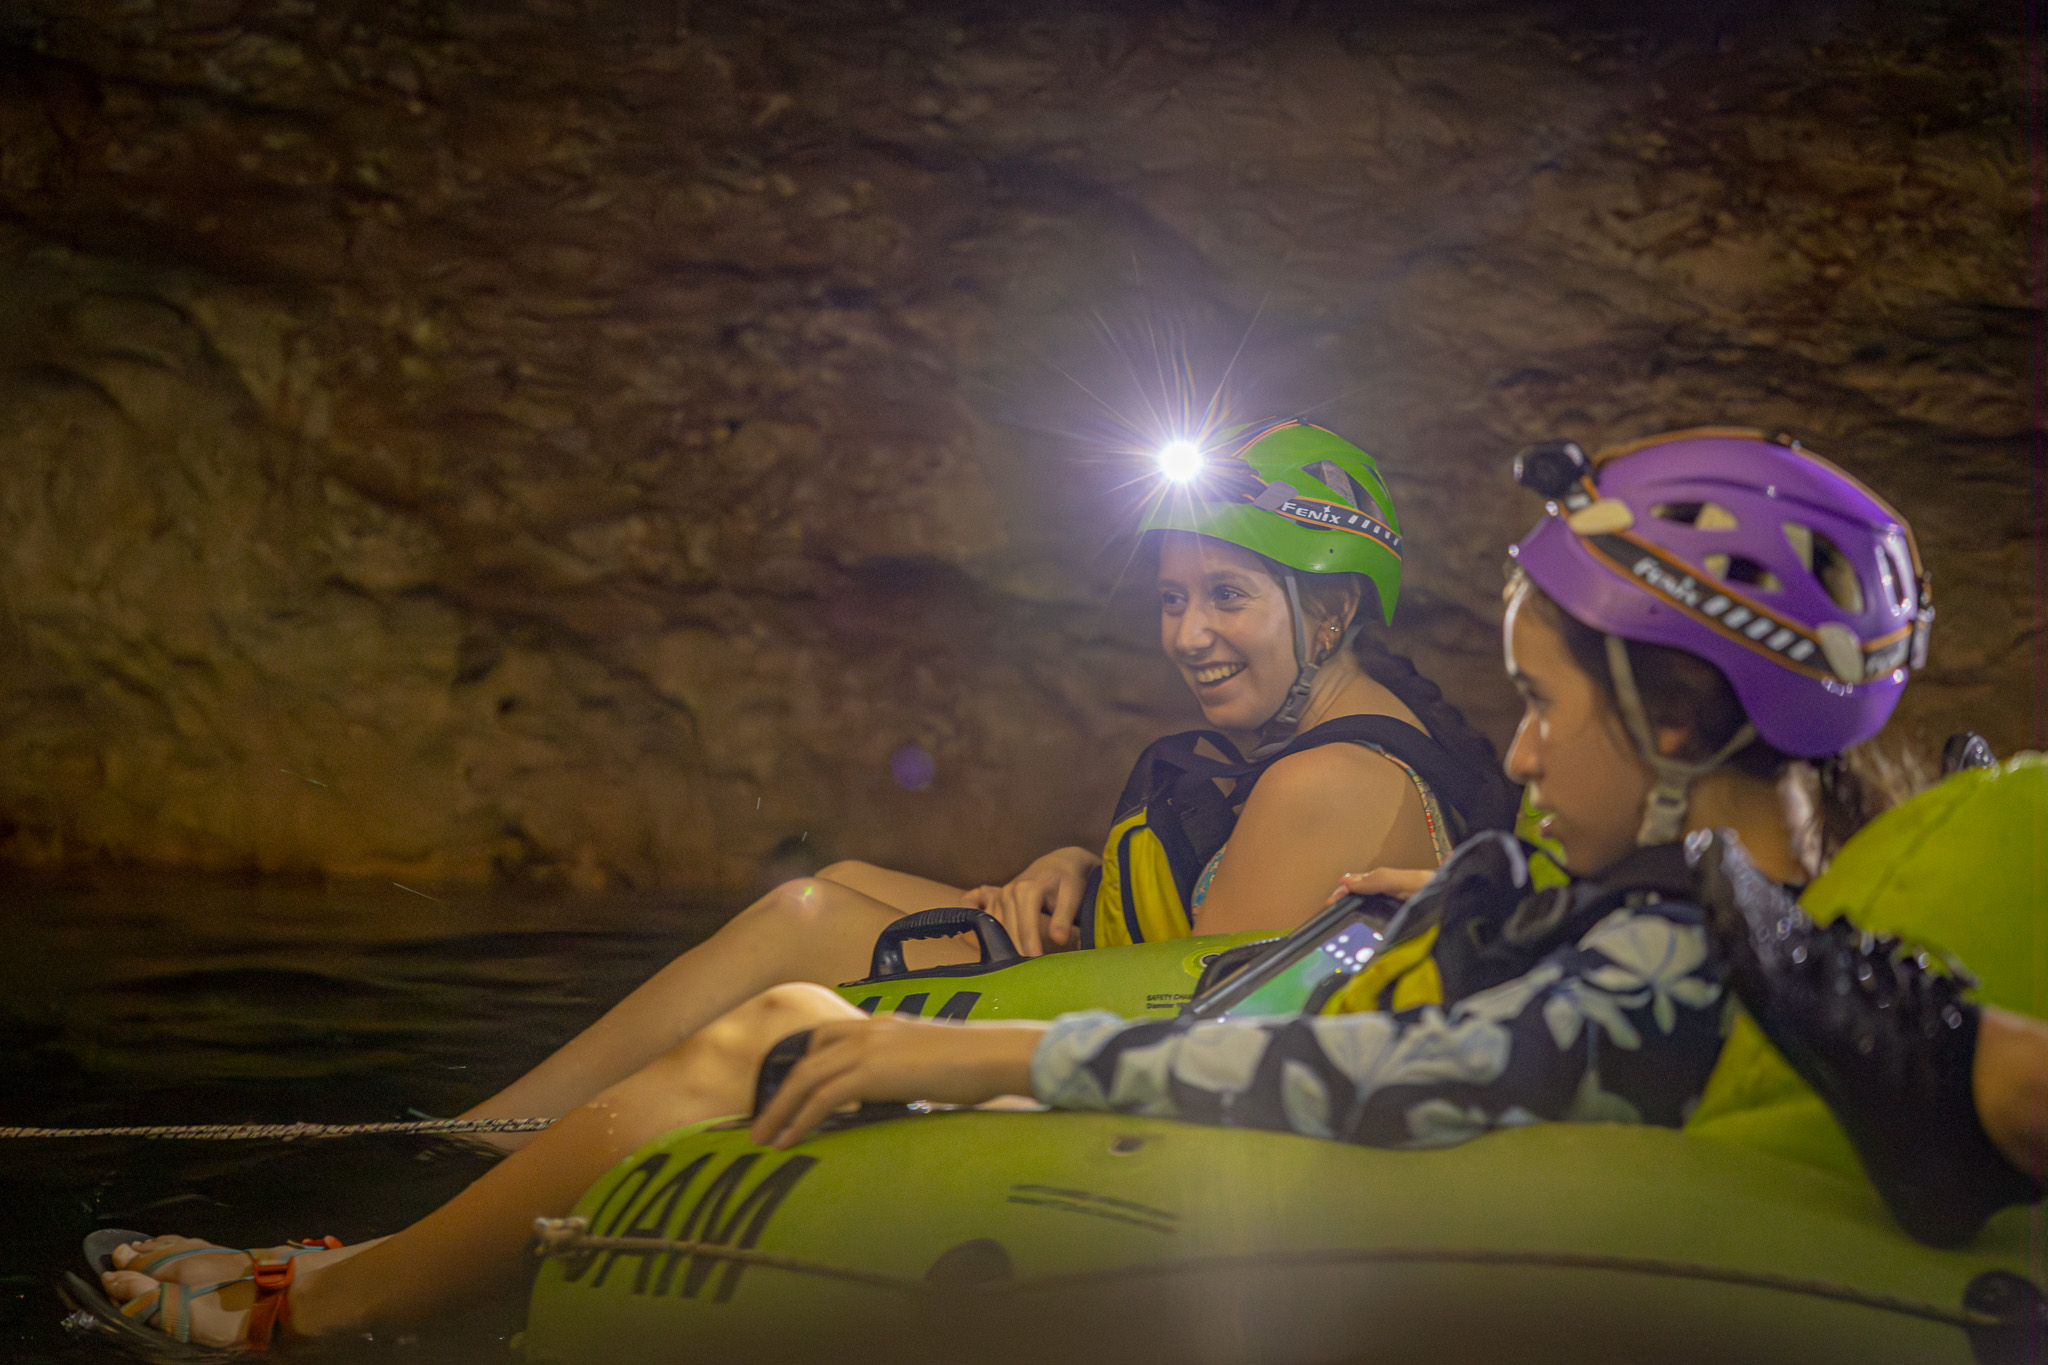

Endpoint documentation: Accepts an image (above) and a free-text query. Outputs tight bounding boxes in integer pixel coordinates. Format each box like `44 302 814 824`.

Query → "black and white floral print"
1030 899 1727 1148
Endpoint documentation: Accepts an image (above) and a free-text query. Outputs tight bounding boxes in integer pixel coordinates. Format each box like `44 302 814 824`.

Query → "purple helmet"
1510 428 1931 759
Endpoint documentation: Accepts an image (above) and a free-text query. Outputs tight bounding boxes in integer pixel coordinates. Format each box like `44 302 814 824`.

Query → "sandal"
65 1233 342 1356
82 1230 343 1279
60 1271 232 1362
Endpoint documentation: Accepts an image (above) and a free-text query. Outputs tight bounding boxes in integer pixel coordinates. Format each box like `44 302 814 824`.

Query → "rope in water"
0 1117 555 1140
529 1220 1999 1329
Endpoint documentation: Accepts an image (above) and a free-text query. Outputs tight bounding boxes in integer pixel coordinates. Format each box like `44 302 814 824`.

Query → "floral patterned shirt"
1030 894 1726 1148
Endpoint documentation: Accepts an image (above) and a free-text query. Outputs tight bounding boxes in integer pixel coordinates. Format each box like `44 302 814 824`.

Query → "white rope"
0 1117 554 1140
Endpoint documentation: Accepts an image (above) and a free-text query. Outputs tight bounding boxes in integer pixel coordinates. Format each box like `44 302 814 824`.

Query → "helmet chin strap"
1253 572 1360 759
1604 636 1757 846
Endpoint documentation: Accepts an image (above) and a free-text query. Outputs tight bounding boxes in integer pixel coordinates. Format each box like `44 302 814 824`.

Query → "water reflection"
0 866 731 1362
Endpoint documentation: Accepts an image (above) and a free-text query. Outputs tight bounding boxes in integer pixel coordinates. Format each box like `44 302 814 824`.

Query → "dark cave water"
0 868 734 1363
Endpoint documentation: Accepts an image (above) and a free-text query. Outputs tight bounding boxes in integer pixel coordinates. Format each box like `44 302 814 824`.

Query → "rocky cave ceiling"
0 0 2036 892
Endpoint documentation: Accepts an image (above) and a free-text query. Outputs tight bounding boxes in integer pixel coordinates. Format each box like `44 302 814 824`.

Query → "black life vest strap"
1108 729 1246 820
1113 714 1508 841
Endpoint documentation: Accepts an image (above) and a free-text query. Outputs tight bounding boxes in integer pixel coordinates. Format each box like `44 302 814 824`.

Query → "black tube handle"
1942 730 1996 777
866 907 1020 981
753 1029 815 1116
752 1028 923 1130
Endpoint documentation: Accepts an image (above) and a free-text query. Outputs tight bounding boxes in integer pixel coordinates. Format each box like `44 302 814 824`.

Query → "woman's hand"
1322 867 1434 907
961 847 1100 956
749 1017 1045 1149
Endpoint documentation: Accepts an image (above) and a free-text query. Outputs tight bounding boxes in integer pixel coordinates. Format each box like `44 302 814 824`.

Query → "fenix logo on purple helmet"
1579 529 1913 683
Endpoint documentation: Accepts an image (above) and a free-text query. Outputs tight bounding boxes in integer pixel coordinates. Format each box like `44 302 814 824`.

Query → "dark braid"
1282 566 1521 836
1351 629 1522 835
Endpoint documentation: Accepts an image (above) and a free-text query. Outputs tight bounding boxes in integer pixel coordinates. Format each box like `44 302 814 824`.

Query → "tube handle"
866 907 1021 981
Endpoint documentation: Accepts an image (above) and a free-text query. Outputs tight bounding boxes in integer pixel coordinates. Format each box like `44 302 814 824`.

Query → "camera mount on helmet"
1513 440 1594 505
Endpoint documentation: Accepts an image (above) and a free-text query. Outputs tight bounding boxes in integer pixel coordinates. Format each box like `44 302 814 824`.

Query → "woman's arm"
1191 745 1432 936
1035 898 1728 1145
752 1016 1047 1148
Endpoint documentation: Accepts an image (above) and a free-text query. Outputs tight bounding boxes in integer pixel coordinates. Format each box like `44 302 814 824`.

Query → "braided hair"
1291 569 1522 835
1350 628 1523 834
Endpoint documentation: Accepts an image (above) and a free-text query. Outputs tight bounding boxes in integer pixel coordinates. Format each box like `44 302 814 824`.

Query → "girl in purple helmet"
85 431 2045 1348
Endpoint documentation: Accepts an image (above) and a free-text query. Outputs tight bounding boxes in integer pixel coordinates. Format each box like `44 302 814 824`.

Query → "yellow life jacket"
1078 715 1506 950
1317 924 1447 1014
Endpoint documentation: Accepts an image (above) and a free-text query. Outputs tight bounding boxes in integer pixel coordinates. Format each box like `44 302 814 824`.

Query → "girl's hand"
977 847 1101 956
1322 867 1434 907
749 1017 1045 1149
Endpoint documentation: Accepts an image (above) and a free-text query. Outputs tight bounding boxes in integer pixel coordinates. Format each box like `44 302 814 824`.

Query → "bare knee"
694 983 859 1071
733 877 845 935
814 860 877 886
613 985 858 1113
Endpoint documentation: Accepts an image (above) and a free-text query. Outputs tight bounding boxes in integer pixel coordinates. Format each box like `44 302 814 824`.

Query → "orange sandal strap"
243 1255 296 1351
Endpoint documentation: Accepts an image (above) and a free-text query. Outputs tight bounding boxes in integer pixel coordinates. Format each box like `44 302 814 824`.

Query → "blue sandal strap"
116 1274 253 1344
129 1239 326 1278
127 1245 218 1277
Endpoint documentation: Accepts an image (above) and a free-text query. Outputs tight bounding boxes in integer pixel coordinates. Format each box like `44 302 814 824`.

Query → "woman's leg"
814 859 972 909
462 867 977 1136
1974 1007 2048 1181
104 984 868 1344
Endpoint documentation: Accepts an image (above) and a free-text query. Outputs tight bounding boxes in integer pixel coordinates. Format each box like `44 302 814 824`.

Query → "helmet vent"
1782 521 1814 571
1651 501 1740 530
1882 535 1916 612
1304 460 1381 520
1798 528 1866 613
1702 552 1782 592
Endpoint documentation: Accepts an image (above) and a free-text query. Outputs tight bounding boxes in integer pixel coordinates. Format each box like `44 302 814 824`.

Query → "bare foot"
100 1234 369 1347
101 1264 260 1347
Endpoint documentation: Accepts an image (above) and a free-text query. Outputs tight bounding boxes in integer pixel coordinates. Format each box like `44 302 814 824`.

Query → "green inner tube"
525 758 2048 1364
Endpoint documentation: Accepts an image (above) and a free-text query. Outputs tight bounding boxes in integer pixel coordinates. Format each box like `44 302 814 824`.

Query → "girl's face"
1501 583 1655 874
1157 533 1301 736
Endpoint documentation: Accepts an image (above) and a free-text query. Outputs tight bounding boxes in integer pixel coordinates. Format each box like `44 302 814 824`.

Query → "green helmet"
1137 419 1402 625
1138 419 1403 751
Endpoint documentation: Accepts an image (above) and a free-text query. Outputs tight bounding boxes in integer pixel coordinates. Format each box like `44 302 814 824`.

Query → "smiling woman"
1076 420 1521 951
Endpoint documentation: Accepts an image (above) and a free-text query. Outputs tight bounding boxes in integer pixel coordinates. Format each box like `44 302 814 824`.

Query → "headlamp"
1157 439 1203 482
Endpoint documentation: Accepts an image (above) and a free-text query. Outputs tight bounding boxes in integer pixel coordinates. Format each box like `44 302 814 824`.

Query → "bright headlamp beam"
1157 439 1203 482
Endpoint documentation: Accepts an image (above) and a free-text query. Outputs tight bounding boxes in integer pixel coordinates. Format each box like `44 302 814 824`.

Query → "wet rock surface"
0 0 2034 892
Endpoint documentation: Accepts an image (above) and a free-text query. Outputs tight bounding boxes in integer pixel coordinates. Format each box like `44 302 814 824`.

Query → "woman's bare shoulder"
1243 741 1415 817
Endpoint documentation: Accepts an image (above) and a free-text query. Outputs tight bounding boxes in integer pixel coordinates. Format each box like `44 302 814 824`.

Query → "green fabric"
834 930 1277 1022
529 1112 2029 1363
1686 754 2048 1176
1137 420 1403 623
1515 790 1571 890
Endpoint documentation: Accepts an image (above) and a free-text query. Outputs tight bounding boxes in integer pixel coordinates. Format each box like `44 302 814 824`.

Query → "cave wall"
0 0 2036 892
